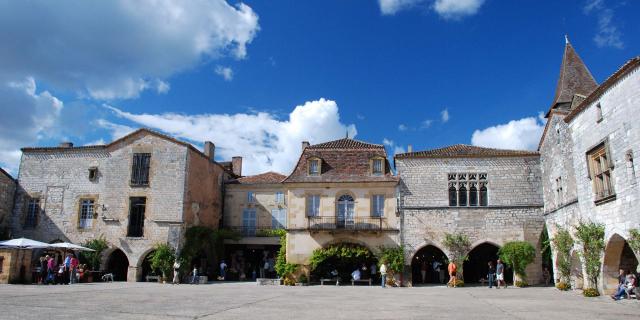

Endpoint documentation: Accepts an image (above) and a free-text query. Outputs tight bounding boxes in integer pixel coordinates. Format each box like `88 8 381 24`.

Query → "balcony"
224 226 284 237
307 216 396 232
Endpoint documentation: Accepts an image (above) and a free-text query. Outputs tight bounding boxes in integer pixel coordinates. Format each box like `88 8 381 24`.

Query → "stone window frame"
130 153 151 187
305 194 321 217
77 196 99 231
586 139 615 204
307 157 321 176
447 173 488 207
626 150 636 185
370 157 385 176
88 167 98 182
23 195 41 229
126 196 147 238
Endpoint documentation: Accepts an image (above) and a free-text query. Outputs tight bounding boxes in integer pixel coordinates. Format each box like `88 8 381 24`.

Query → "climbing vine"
499 241 536 282
377 246 405 273
551 226 574 285
628 229 640 257
575 221 605 296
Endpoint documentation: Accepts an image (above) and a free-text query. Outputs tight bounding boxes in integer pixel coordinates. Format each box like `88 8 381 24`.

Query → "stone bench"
145 275 161 283
351 279 372 286
320 278 339 286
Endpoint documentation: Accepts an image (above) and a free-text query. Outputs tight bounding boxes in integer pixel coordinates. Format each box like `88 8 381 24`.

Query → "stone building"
0 168 16 240
223 171 286 279
283 138 400 275
395 145 545 285
10 129 235 281
540 39 640 293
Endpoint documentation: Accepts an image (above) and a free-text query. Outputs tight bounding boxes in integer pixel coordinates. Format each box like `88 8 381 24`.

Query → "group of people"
444 259 507 288
611 269 638 301
419 260 445 284
36 253 80 285
345 261 388 287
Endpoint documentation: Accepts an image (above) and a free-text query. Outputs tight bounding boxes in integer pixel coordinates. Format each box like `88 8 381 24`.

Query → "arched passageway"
463 243 512 284
309 243 378 283
411 245 448 285
140 250 156 281
540 228 554 285
106 249 129 281
603 234 639 293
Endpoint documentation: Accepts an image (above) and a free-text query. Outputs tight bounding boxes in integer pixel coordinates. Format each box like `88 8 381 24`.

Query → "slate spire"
547 36 598 116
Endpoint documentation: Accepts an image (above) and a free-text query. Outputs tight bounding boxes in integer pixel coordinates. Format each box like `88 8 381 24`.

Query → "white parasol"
0 237 51 249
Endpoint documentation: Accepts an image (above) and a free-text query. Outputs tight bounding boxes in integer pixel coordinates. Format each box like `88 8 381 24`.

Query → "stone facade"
395 153 545 285
542 58 640 294
10 129 231 281
0 169 16 239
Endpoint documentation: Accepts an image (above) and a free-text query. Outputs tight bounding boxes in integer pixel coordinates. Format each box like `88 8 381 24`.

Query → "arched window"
458 185 467 206
448 186 457 206
479 185 488 207
337 194 355 228
469 184 478 206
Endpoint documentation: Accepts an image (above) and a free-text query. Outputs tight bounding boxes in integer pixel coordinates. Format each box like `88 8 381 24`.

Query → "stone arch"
602 233 639 294
569 250 583 289
463 242 512 284
310 240 378 283
410 243 449 285
136 247 157 281
105 248 130 282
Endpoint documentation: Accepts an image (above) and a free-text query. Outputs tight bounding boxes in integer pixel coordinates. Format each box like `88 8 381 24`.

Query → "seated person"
612 273 636 300
330 269 339 279
351 268 361 281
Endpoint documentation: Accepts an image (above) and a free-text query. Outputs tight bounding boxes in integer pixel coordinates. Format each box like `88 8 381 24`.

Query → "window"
306 195 320 217
271 208 286 229
127 197 146 237
78 199 95 229
448 173 488 207
308 159 320 176
555 177 563 204
337 194 355 228
596 103 603 122
627 150 636 185
275 191 284 204
24 198 39 228
587 142 614 202
243 209 257 236
247 191 256 204
371 195 384 217
88 167 98 181
372 158 383 175
131 153 151 186
448 185 457 206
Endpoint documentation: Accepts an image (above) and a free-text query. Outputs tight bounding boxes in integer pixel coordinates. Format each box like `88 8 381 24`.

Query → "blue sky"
1 0 639 175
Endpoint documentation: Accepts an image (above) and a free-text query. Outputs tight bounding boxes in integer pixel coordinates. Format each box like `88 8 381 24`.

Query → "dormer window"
371 158 384 175
308 158 321 176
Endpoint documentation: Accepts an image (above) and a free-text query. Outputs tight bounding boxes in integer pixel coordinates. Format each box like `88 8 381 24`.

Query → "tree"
149 243 175 280
80 236 109 271
574 221 605 295
498 241 536 282
551 226 574 284
442 233 471 279
628 229 640 259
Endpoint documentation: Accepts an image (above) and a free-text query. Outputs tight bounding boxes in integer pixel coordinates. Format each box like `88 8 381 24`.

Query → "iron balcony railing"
224 226 284 237
307 216 394 231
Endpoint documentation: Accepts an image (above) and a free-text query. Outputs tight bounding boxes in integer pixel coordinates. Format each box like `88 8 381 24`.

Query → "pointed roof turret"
546 36 598 117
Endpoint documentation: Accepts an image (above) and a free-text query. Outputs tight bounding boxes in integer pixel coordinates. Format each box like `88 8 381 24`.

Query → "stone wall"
224 183 285 229
0 171 16 239
396 156 545 284
183 148 227 229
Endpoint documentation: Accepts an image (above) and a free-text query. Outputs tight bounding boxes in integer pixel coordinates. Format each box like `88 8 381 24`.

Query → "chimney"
203 141 215 161
59 142 74 148
302 141 310 151
232 156 243 176
407 145 413 153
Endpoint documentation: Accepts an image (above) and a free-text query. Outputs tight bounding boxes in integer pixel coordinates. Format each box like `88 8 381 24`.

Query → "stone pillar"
128 266 140 282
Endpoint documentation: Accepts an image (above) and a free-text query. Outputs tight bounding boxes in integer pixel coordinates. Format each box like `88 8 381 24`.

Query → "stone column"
128 266 140 282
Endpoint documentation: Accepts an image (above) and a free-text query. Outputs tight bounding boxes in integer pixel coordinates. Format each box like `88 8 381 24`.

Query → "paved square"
0 283 637 320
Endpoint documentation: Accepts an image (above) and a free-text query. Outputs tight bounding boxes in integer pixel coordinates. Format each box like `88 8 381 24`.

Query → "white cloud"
96 119 136 141
440 108 450 123
0 78 63 173
471 114 545 151
398 124 409 131
215 66 234 81
378 0 484 18
104 98 356 175
0 0 259 99
382 138 406 156
421 119 434 129
583 0 624 49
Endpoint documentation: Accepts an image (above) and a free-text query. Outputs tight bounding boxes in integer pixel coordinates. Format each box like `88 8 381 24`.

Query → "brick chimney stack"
302 141 310 151
232 156 243 176
59 142 74 148
204 141 215 161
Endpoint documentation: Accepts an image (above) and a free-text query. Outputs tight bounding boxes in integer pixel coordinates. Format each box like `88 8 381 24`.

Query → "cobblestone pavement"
0 282 638 320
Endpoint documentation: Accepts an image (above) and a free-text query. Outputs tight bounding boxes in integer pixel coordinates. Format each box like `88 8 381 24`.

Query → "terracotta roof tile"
232 172 286 184
395 144 539 159
306 138 384 150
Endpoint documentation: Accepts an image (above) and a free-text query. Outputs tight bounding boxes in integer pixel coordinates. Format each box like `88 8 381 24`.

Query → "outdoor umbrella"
49 242 95 252
0 237 50 249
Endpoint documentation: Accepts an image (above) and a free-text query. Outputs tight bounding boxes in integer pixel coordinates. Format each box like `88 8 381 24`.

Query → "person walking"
191 266 198 284
69 255 79 284
447 261 457 288
64 253 72 284
487 261 496 288
219 260 227 281
380 261 388 288
46 255 55 284
172 260 181 284
496 259 506 289
39 256 47 284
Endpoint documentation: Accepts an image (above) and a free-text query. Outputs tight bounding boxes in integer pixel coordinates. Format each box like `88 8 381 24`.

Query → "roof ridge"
395 144 539 159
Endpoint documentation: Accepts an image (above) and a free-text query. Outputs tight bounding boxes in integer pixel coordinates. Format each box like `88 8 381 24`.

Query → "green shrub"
378 246 404 273
583 288 600 297
555 281 570 291
575 221 605 292
149 243 175 279
274 231 298 278
80 235 109 271
551 226 574 283
629 229 640 258
498 241 536 281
